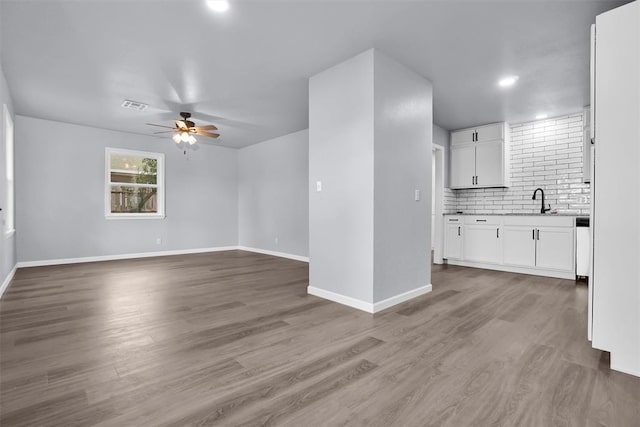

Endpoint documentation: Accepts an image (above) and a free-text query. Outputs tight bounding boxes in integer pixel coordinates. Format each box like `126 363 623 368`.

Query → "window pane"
110 153 157 185
110 186 158 213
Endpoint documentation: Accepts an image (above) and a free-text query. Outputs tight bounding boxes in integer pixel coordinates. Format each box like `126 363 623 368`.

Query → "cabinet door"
502 226 536 267
463 224 500 264
450 145 476 188
475 123 504 142
445 224 463 260
451 128 476 145
536 227 575 272
475 141 504 187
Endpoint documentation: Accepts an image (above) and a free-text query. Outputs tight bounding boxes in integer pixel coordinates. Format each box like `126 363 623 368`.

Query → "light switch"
316 181 322 192
414 189 421 201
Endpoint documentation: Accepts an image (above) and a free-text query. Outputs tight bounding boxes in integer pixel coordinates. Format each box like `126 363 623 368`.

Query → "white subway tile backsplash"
449 113 590 215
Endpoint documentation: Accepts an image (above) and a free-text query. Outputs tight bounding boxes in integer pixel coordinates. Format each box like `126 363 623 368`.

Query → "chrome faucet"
532 188 551 214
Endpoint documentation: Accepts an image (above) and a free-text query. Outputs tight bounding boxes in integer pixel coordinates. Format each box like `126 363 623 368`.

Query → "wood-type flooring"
1 250 638 426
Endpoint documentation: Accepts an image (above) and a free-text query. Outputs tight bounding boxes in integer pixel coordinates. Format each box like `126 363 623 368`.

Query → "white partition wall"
592 0 640 377
308 49 433 313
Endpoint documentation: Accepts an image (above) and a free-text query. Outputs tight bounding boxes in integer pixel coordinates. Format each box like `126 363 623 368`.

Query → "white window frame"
4 104 15 238
105 147 165 220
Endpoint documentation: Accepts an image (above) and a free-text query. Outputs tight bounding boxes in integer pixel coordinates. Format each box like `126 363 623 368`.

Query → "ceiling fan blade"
195 130 220 139
176 120 188 130
146 123 175 129
153 131 176 134
194 124 218 131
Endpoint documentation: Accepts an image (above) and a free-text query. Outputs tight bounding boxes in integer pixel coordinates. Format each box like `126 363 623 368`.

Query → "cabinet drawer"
445 216 462 223
503 216 574 227
464 216 501 225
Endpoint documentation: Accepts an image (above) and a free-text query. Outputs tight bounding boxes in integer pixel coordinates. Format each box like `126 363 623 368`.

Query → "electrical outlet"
316 181 322 192
156 237 162 245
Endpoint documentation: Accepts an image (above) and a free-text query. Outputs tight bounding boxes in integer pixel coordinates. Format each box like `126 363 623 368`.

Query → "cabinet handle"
475 176 478 185
476 219 487 222
537 229 540 240
472 176 474 185
458 226 461 236
497 228 499 238
532 229 535 240
475 131 478 141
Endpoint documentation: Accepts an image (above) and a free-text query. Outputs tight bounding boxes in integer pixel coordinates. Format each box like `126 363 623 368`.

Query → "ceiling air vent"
120 99 149 111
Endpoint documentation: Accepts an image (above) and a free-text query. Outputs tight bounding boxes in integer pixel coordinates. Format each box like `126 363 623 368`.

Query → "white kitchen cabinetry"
463 217 500 264
444 216 463 260
450 122 509 189
475 141 505 187
444 215 576 279
450 145 475 188
502 227 537 268
502 225 574 272
535 227 575 271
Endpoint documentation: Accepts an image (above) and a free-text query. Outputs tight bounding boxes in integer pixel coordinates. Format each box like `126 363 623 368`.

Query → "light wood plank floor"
1 250 638 426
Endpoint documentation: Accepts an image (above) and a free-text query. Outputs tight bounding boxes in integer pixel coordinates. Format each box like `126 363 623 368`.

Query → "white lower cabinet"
444 215 576 279
535 226 575 272
502 226 537 268
463 219 500 264
444 217 463 260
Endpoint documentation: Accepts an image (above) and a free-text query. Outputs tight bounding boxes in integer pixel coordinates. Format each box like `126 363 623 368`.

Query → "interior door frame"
432 144 445 264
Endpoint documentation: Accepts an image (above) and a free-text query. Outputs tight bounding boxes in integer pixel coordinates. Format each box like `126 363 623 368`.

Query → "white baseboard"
373 284 432 313
237 246 309 262
307 286 374 313
307 284 432 314
16 246 239 268
15 246 309 269
445 259 575 280
0 264 17 299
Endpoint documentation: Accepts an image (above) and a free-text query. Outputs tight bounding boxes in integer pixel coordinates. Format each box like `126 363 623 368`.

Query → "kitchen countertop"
443 213 589 217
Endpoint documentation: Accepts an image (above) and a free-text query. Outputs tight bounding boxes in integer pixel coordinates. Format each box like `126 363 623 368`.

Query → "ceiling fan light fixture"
207 0 229 12
188 136 197 145
181 132 190 142
172 133 182 144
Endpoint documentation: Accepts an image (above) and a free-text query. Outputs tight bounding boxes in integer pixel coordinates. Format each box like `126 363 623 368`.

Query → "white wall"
16 116 238 263
309 49 432 311
309 50 376 304
372 51 432 302
0 63 16 291
238 129 309 258
592 0 640 377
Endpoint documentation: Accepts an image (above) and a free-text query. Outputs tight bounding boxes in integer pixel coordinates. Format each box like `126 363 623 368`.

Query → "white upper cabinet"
450 145 476 188
451 128 477 145
450 122 510 189
475 123 505 142
475 141 505 187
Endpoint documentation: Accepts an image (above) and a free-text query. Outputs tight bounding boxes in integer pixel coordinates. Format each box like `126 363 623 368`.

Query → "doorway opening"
432 145 445 265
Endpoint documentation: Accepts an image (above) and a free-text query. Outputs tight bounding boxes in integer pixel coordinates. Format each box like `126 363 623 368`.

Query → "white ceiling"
0 0 627 148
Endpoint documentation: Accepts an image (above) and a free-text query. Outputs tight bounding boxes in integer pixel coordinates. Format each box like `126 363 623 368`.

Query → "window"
4 105 14 237
105 148 165 219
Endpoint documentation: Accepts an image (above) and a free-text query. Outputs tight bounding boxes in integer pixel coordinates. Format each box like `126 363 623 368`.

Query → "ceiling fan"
146 112 220 146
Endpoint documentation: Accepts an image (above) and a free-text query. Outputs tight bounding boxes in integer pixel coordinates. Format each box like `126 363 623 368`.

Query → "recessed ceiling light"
207 0 229 12
498 75 519 87
536 113 548 120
